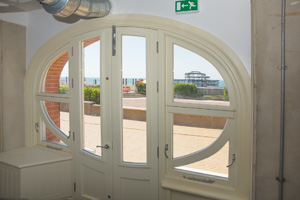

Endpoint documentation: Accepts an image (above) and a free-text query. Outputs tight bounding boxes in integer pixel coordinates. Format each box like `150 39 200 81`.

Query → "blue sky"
61 37 223 81
174 45 223 80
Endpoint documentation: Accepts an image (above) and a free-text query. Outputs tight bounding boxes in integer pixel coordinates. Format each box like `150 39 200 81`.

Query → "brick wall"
44 37 99 142
44 52 68 142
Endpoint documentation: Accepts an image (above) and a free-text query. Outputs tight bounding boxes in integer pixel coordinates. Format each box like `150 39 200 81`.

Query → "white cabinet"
0 146 72 199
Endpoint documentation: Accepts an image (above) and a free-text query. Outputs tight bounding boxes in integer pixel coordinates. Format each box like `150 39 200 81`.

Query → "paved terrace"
60 97 229 177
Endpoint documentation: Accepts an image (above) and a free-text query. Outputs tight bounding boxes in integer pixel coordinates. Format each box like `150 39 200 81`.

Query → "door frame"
25 14 252 200
72 29 113 199
72 27 160 199
111 27 159 200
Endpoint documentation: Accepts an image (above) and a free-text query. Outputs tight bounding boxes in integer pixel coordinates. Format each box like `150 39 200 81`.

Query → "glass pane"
41 121 67 146
122 35 147 164
82 37 101 157
173 44 229 106
175 142 229 178
122 118 147 163
42 101 69 144
173 113 227 158
43 51 69 94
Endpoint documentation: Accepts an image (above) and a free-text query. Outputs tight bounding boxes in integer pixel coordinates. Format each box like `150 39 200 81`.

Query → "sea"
60 77 226 87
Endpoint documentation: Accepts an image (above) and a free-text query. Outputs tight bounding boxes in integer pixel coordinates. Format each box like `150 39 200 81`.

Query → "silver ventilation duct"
38 0 111 18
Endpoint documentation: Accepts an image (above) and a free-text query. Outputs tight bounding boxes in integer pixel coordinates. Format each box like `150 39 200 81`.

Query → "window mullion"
36 93 71 103
167 106 235 119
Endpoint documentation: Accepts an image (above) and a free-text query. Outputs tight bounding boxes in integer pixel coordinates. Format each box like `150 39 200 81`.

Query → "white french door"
73 27 159 200
73 29 113 200
112 27 159 200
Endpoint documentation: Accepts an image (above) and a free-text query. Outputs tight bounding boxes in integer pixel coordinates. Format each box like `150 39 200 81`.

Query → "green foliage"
174 83 198 97
59 86 100 104
136 82 146 95
59 86 69 94
223 87 229 101
84 87 100 104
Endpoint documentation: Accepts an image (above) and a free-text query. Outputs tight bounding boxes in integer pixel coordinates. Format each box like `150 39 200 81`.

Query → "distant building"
174 71 219 87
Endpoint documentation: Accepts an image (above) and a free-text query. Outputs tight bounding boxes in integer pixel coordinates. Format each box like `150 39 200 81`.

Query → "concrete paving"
59 98 229 177
123 97 230 108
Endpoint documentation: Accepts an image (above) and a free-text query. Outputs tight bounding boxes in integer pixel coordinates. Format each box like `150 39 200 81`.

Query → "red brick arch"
45 37 100 142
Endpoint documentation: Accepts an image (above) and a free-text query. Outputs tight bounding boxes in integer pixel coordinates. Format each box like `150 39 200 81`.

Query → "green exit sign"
175 0 198 13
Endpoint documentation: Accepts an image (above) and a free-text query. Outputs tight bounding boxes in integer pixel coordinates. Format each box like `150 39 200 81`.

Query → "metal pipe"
75 0 111 17
40 0 60 5
278 0 287 199
38 0 80 17
38 0 111 18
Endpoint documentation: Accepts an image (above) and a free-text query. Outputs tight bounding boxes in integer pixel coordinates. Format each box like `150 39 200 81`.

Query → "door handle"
164 144 169 159
226 154 235 167
96 144 110 149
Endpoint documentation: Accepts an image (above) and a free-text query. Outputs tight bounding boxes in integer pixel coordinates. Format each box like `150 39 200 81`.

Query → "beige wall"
253 0 300 199
0 21 26 152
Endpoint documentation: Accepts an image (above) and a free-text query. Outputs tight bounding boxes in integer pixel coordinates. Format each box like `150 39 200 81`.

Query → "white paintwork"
112 27 159 200
72 29 113 200
0 146 72 199
0 12 28 26
25 15 251 200
73 27 159 200
24 0 250 76
0 146 71 168
159 27 251 200
26 9 82 70
164 35 236 187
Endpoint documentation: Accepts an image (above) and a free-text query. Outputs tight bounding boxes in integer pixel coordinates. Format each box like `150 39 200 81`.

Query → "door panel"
81 164 106 198
74 28 158 200
121 178 151 200
112 28 159 200
74 30 113 200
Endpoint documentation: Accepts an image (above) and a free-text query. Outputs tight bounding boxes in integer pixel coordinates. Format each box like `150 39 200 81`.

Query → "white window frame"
159 29 251 200
162 32 237 187
25 15 252 200
28 45 72 151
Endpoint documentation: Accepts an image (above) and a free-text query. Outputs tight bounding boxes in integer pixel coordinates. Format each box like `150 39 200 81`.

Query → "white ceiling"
0 0 42 13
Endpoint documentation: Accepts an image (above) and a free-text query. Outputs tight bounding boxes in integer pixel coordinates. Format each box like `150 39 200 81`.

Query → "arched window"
165 35 237 187
25 15 251 200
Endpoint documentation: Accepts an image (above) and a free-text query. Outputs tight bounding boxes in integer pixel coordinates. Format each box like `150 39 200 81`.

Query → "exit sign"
175 0 198 13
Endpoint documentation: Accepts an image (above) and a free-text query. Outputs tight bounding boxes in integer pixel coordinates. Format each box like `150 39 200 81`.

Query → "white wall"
26 10 82 67
0 12 28 26
26 0 251 75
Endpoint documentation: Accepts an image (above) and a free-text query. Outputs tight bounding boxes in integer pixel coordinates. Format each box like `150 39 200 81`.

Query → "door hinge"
34 122 39 133
72 79 74 88
74 182 76 192
72 47 74 56
112 25 116 56
73 132 75 141
157 147 159 158
157 81 159 93
156 41 159 53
